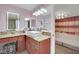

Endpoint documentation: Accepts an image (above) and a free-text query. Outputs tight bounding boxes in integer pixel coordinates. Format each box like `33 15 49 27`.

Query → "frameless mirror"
7 12 19 31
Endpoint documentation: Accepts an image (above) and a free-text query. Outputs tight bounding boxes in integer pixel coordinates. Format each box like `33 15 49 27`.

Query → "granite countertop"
0 31 50 42
0 33 25 39
26 33 50 42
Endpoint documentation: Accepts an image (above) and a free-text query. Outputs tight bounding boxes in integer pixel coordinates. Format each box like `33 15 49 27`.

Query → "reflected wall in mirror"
7 12 20 31
24 18 31 28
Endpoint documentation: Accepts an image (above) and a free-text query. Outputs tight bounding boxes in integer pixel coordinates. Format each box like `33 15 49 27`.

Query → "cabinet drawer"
0 37 17 44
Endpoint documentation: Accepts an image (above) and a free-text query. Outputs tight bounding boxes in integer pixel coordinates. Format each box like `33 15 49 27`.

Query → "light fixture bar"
33 8 47 16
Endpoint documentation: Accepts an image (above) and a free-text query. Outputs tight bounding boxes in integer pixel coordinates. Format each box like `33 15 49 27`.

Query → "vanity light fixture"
33 13 36 16
40 8 47 13
55 11 68 19
33 12 40 16
33 8 47 16
36 11 41 15
33 11 41 16
37 10 44 14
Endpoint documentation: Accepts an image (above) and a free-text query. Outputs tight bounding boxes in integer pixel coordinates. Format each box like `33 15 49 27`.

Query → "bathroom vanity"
0 31 50 54
26 33 50 54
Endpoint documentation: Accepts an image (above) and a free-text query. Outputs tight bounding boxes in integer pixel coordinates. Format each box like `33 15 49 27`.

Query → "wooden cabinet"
26 36 32 53
16 35 26 52
39 39 50 54
0 37 17 44
0 35 50 54
26 36 50 54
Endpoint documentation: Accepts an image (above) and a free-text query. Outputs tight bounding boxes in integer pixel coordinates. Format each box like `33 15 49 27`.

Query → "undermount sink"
28 31 40 34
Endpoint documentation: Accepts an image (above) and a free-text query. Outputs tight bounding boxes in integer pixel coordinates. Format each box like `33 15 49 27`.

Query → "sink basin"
28 31 40 34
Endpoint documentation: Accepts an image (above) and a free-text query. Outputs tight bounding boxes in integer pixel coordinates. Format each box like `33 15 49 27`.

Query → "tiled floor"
16 50 29 54
55 44 79 54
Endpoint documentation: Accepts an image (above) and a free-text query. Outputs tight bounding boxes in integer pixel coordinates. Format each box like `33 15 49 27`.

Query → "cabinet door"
26 36 28 50
17 35 25 52
26 41 31 53
26 36 40 54
40 38 50 54
32 44 39 54
31 39 39 54
26 36 32 53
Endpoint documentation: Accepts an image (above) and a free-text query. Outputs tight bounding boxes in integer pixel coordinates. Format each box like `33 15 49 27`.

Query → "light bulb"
24 18 29 21
41 8 47 13
37 10 44 14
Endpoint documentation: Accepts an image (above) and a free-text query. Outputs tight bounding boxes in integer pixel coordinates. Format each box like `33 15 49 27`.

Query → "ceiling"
55 4 79 17
11 4 79 17
12 4 40 11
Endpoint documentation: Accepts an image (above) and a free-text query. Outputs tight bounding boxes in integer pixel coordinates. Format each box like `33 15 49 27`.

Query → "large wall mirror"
7 12 20 31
